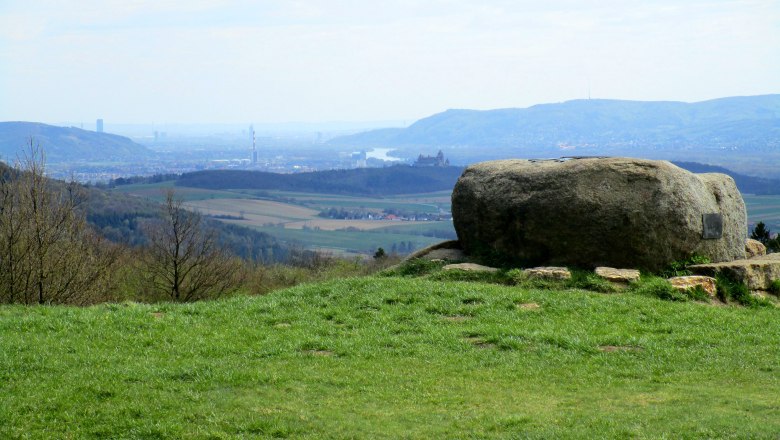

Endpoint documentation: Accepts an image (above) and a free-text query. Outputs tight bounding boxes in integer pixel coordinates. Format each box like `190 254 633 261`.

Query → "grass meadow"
1 277 779 438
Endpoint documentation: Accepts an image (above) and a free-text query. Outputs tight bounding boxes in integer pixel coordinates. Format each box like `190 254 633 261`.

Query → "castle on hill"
414 150 449 167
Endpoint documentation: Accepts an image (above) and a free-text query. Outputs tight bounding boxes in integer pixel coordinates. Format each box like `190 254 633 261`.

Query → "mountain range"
0 122 151 162
329 95 780 161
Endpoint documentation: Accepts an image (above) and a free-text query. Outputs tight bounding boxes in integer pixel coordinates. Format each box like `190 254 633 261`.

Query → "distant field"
113 181 255 203
744 194 780 231
116 184 455 256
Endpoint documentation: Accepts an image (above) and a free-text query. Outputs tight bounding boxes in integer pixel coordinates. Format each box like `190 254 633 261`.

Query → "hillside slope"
1 277 778 437
330 95 780 154
0 121 152 162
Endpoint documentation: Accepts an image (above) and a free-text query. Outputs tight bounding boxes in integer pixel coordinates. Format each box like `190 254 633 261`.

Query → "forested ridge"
176 165 465 196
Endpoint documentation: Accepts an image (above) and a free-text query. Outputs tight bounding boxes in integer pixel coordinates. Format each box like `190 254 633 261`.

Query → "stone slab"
594 267 641 283
690 256 780 290
523 266 571 280
668 275 718 297
443 263 498 273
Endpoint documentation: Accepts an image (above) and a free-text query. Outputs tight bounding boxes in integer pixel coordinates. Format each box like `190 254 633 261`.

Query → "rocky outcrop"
594 267 641 283
452 157 747 271
745 239 766 258
689 254 780 290
668 275 718 297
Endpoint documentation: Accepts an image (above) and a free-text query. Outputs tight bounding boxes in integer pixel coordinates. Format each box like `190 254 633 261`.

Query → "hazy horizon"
2 0 779 124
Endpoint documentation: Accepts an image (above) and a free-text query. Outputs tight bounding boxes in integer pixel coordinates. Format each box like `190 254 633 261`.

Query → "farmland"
744 194 780 232
114 183 455 256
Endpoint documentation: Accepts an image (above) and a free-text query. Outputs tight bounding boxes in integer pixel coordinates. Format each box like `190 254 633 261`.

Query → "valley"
114 182 455 256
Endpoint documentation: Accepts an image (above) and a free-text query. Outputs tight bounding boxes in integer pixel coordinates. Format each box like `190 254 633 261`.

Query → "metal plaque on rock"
702 213 723 239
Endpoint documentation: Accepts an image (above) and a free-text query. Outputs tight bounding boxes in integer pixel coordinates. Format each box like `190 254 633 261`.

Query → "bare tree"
142 189 239 302
0 140 122 305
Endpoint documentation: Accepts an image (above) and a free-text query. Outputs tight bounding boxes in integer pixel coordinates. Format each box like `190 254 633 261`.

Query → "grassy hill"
1 276 779 438
0 121 152 162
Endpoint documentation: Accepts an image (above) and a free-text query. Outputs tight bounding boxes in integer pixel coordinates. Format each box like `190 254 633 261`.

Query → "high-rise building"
96 119 104 133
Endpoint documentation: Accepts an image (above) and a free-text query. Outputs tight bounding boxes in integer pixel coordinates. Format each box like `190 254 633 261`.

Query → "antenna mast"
251 124 257 165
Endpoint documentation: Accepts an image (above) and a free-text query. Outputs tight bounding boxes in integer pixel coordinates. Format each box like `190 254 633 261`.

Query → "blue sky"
1 0 778 124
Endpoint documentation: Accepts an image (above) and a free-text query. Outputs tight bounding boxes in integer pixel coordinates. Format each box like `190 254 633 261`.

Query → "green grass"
2 277 779 438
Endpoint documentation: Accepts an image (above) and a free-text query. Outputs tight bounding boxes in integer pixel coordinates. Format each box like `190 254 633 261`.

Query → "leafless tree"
141 189 239 302
0 140 122 305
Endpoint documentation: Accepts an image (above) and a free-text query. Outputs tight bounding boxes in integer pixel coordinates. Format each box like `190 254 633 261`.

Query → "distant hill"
673 162 780 195
176 165 465 196
330 95 780 158
0 121 152 162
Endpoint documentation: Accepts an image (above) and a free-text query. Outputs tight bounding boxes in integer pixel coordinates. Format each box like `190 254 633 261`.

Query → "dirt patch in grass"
151 312 165 319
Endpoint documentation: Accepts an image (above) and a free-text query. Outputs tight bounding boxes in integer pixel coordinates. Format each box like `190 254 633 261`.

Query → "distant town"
42 119 451 183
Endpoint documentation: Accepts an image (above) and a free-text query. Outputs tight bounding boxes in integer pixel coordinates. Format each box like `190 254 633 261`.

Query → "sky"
1 0 779 124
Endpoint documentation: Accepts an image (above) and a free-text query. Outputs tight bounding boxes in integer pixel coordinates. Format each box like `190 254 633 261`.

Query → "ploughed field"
1 277 779 438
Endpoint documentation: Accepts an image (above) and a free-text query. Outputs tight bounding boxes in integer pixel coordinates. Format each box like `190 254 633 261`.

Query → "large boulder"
452 157 746 271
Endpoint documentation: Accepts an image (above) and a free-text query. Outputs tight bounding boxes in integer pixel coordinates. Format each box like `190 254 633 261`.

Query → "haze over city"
2 0 779 124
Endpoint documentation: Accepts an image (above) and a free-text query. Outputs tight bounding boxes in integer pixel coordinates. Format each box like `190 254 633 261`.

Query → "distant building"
96 119 104 133
414 150 449 167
